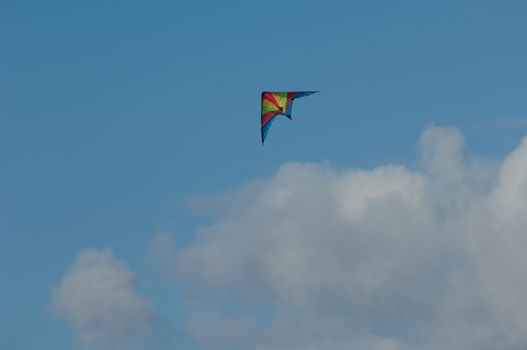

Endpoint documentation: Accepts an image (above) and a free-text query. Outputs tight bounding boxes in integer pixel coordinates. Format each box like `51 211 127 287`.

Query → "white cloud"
152 125 527 350
52 248 159 350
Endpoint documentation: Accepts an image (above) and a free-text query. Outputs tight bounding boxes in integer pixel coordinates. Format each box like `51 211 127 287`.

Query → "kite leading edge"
261 91 319 144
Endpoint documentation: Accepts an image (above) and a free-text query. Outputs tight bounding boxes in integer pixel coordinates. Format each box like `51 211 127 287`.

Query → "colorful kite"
261 91 319 144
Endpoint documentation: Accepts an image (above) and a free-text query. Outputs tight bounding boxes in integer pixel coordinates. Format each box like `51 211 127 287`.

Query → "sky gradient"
2 1 527 349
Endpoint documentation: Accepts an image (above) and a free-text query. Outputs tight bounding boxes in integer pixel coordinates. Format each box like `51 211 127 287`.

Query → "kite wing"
261 91 318 144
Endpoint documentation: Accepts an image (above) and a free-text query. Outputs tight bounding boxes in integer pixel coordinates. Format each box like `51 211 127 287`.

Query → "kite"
261 91 319 144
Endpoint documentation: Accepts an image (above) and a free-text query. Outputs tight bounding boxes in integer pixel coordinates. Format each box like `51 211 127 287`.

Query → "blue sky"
2 1 527 349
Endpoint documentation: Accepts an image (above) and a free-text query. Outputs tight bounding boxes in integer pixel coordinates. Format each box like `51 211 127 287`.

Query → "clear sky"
2 1 527 349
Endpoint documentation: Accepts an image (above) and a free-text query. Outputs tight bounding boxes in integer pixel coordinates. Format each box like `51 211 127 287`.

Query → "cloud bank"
52 248 159 350
152 125 527 350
